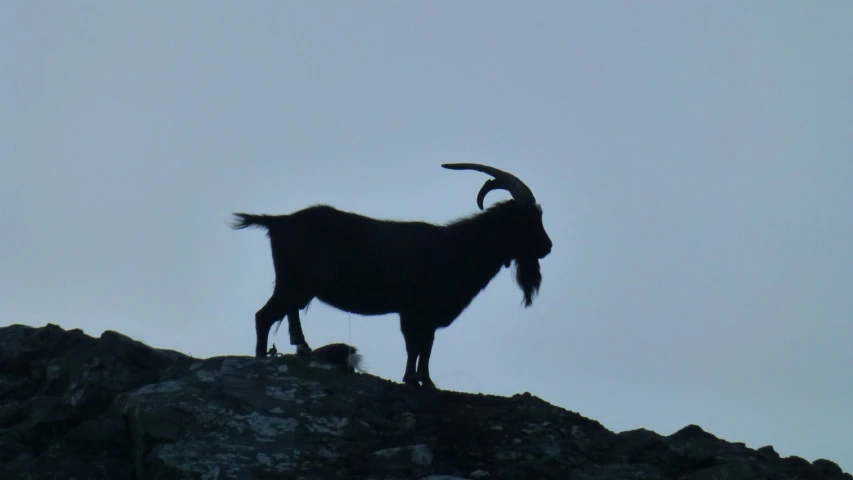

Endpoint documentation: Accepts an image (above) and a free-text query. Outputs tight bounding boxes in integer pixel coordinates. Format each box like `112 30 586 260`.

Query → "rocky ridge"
0 323 848 480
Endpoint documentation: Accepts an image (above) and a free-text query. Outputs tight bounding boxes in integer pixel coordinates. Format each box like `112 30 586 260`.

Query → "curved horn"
442 163 535 210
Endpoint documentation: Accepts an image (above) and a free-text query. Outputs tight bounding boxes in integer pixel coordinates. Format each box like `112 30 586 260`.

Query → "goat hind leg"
254 296 288 357
286 308 312 356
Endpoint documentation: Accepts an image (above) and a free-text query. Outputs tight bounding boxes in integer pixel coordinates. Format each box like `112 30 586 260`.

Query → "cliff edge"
0 323 848 480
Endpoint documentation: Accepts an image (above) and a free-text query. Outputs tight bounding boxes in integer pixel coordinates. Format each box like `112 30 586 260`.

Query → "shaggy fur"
233 175 552 389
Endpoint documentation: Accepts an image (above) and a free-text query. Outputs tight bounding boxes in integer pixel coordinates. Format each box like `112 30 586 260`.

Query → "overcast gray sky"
2 1 851 471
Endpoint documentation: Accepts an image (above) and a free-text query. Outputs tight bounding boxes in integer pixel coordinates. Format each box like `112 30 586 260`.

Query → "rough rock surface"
0 323 848 480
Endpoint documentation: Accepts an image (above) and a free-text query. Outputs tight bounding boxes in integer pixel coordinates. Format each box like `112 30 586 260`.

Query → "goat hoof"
419 378 437 390
295 344 313 356
403 373 420 387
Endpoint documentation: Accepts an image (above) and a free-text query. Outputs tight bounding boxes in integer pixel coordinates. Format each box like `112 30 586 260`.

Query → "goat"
232 163 552 389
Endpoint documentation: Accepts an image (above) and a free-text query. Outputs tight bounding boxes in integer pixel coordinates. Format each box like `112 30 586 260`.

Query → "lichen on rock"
0 323 849 480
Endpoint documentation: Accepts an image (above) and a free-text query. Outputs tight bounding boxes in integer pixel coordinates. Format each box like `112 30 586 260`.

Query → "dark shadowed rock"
0 323 849 480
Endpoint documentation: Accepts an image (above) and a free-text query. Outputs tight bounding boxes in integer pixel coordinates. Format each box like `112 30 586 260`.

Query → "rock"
815 459 845 477
0 323 850 480
759 445 782 460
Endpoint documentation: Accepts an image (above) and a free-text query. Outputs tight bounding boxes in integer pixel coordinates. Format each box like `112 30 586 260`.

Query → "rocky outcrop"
0 323 848 480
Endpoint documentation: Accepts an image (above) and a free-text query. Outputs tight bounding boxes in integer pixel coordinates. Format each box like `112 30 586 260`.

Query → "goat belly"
315 283 400 316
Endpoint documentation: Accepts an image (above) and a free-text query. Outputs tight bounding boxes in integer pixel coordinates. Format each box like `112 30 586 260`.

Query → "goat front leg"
402 331 421 386
416 328 437 389
400 315 422 386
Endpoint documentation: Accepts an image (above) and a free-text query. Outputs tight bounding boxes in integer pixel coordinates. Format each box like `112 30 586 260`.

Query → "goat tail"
231 213 274 231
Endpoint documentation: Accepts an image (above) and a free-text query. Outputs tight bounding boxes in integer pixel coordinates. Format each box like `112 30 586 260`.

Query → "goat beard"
514 257 542 307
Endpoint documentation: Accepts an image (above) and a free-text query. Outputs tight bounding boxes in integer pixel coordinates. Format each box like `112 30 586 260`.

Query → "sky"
2 1 851 472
